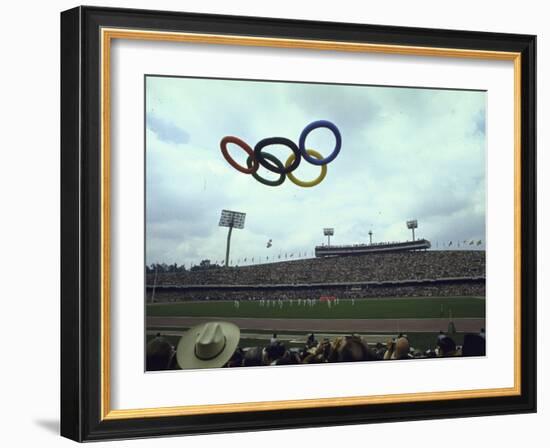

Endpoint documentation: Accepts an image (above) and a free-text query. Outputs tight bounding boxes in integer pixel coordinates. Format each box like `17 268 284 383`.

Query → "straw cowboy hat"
176 321 240 369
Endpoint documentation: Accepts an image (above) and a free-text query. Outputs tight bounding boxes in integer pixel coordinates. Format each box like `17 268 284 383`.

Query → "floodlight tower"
219 209 246 267
323 228 334 246
406 219 418 241
368 230 373 245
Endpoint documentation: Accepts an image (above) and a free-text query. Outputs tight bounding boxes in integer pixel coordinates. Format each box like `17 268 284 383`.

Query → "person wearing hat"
176 321 240 370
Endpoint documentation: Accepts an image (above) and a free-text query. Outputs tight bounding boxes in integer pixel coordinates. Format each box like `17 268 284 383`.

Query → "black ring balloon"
246 153 286 187
254 137 301 175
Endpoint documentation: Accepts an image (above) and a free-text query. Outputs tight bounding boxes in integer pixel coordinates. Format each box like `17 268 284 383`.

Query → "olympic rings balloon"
298 120 342 166
220 136 259 174
247 153 286 187
219 120 341 188
285 149 328 188
254 137 301 175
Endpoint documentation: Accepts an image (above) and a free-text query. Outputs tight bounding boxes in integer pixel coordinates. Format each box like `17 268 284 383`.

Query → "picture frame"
60 5 536 442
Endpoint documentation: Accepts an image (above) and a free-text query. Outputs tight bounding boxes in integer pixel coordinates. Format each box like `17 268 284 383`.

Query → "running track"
147 316 485 333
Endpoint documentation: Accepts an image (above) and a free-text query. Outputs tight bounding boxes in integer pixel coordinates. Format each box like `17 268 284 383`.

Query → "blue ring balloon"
298 120 342 166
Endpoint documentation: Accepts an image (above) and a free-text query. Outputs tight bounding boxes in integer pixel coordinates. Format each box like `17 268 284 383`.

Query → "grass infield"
147 296 485 320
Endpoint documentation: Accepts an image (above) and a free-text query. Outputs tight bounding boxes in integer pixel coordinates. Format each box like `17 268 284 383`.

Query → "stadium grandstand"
315 238 431 257
146 250 485 303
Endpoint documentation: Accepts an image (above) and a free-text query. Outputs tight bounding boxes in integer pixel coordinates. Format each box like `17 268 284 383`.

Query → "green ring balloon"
246 153 286 187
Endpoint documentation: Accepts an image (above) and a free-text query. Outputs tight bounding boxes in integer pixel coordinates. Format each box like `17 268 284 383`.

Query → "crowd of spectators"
146 328 487 371
147 251 485 302
148 281 485 303
148 251 485 287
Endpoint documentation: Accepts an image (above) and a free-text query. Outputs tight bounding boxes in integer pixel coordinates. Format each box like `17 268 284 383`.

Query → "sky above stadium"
145 76 486 267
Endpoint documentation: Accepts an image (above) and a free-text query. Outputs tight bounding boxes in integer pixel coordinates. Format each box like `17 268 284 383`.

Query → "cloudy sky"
145 76 486 267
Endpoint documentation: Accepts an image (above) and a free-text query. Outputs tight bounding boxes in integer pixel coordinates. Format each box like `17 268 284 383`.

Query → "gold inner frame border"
99 27 522 421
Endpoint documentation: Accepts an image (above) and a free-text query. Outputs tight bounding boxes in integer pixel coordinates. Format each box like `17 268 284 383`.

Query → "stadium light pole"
368 230 373 245
406 219 418 241
323 228 334 246
219 209 246 268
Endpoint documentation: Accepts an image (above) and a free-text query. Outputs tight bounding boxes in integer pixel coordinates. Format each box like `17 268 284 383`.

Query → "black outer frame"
60 6 536 442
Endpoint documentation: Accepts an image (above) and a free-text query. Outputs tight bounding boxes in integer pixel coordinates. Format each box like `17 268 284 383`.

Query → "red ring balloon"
220 136 259 174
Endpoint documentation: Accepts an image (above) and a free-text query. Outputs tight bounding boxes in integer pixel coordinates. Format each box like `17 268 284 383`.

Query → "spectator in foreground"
273 350 301 365
327 335 375 363
264 339 286 364
306 333 317 349
461 333 486 357
164 321 487 370
225 347 245 367
302 338 331 364
384 336 410 360
243 346 263 367
383 338 396 360
373 342 386 359
436 335 458 357
394 336 411 359
146 333 176 371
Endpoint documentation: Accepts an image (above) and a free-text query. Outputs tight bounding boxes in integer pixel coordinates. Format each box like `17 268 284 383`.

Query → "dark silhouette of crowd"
146 328 487 371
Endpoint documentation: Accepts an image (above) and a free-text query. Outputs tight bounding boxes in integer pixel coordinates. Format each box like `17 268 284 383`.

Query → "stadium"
145 231 486 370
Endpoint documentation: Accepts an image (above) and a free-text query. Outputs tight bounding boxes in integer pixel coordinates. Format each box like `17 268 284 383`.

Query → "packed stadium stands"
146 250 485 302
149 250 484 285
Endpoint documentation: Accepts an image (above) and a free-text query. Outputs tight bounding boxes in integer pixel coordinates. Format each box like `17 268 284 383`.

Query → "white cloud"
145 76 486 266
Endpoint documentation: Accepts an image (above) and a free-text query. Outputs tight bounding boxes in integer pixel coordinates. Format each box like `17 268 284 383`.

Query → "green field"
147 297 485 319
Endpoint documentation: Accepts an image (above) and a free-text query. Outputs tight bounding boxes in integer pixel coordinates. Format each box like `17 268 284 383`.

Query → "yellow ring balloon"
285 149 328 188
